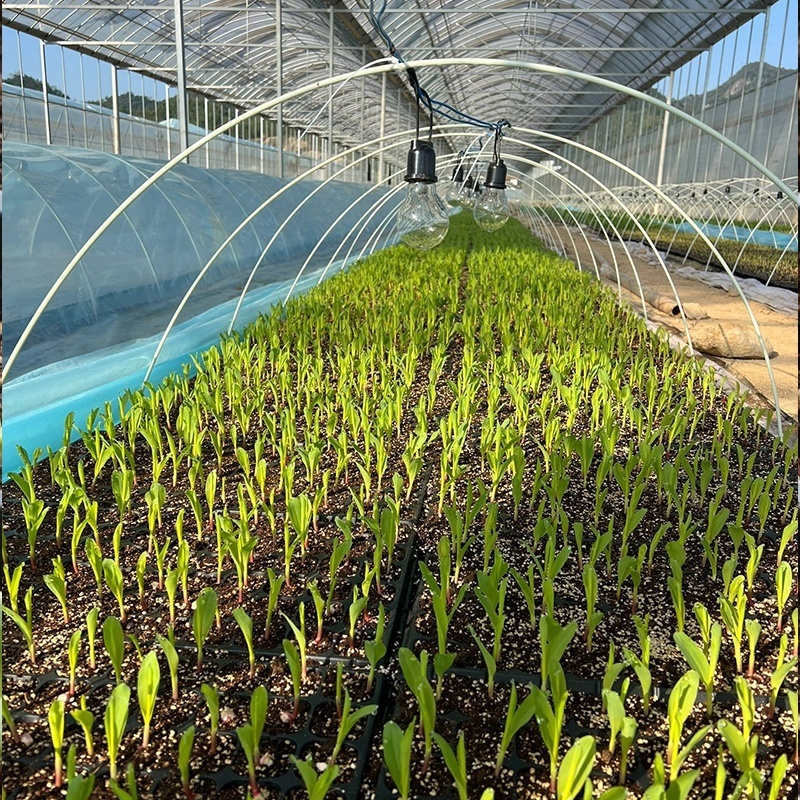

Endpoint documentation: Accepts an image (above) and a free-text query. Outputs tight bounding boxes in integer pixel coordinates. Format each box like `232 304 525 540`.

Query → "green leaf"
136 650 160 747
382 720 414 800
557 736 596 800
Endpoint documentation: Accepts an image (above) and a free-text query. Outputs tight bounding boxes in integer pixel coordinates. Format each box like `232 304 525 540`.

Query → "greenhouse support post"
39 39 52 145
328 5 335 181
379 73 387 183
655 70 673 189
173 0 189 156
110 64 120 154
276 0 284 178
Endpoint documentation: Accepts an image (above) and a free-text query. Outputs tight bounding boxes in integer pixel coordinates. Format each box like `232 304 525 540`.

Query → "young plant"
530 666 569 792
264 567 285 640
49 698 66 787
192 587 218 670
433 731 469 800
768 637 796 719
665 671 710 782
540 614 577 691
329 688 377 765
347 586 368 650
469 625 497 700
3 588 36 663
105 682 131 783
136 553 148 611
308 582 325 645
557 735 596 800
776 561 793 633
365 604 387 693
717 717 761 798
235 723 259 798
68 628 82 696
292 756 340 800
232 607 256 679
720 576 747 673
398 648 436 773
200 683 220 755
70 696 95 757
619 716 637 785
3 561 24 614
137 650 160 749
22 497 49 569
250 684 268 763
283 603 308 681
674 623 721 716
497 681 538 778
603 690 625 755
103 615 126 685
282 639 302 722
44 557 69 623
178 725 196 800
103 558 127 622
745 619 761 679
582 562 604 652
382 720 415 800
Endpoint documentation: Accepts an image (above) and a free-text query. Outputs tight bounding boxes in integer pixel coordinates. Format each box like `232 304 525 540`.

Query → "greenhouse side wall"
2 142 400 478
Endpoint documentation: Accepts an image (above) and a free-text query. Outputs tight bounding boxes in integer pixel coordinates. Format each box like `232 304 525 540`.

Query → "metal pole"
39 39 52 145
60 46 70 147
379 72 386 183
276 0 284 178
17 32 30 142
260 115 265 173
328 5 335 180
205 96 210 168
692 49 712 183
173 0 189 157
747 8 770 167
655 71 673 188
110 63 120 154
360 47 366 182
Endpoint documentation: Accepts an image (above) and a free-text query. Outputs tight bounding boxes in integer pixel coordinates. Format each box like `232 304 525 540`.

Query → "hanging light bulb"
474 125 511 232
473 159 510 232
446 163 465 207
396 139 449 250
458 175 476 209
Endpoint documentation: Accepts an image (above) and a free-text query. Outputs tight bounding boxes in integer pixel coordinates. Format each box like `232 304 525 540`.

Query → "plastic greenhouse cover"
3 142 398 478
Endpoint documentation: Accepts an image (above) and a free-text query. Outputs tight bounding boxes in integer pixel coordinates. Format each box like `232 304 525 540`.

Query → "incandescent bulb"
446 165 465 207
397 182 450 250
473 187 510 232
473 159 510 232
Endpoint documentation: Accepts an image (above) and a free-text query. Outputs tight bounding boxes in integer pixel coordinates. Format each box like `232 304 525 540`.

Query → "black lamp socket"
404 140 438 183
484 160 507 190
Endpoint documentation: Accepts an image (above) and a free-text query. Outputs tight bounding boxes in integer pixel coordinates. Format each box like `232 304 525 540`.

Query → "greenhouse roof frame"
3 0 779 160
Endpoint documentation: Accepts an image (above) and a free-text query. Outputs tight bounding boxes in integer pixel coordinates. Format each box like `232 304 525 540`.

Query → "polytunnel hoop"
5 58 793 440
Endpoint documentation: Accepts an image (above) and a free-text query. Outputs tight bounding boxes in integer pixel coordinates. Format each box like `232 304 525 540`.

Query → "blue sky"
3 0 797 103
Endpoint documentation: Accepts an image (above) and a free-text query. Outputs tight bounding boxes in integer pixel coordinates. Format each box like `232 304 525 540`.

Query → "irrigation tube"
7 57 797 383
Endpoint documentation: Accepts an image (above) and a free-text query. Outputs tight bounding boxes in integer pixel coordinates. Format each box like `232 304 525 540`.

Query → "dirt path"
554 227 798 426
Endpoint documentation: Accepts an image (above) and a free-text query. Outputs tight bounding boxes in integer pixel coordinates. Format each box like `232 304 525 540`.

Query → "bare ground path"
553 226 798 426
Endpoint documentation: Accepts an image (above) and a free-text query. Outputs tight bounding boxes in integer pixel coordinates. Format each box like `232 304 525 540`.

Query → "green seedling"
582 563 604 652
348 586 368 650
44 557 69 623
365 604 387 693
70 696 95 756
103 558 127 622
735 676 756 741
201 683 220 755
2 694 19 743
540 614 577 691
674 624 721 716
619 716 637 785
469 624 497 699
325 534 351 616
767 754 789 800
292 756 339 800
85 606 99 669
103 615 125 685
717 718 761 798
398 648 436 773
232 607 256 679
49 698 66 787
65 771 95 800
250 684 268 763
236 723 259 798
105 682 131 783
776 561 793 633
137 651 160 749
135 553 148 611
68 628 82 696
178 725 196 800
85 538 104 599
666 671 710 782
264 567 284 640
22 497 48 569
308 582 325 645
768 642 796 719
330 688 377 765
557 735 596 800
745 619 761 678
720 576 747 673
108 762 139 800
283 639 302 722
155 633 179 701
497 681 538 778
383 719 415 800
530 666 569 793
603 689 624 755
510 564 537 631
3 561 24 614
787 690 798 764
192 587 218 670
433 731 469 800
283 603 308 680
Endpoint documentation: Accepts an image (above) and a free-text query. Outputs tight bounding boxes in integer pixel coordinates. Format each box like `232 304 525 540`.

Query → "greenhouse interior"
1 0 798 798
